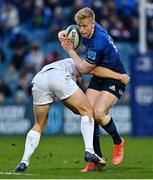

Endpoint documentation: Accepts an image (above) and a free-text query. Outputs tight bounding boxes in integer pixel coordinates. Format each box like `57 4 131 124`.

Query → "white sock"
21 129 41 166
81 116 94 154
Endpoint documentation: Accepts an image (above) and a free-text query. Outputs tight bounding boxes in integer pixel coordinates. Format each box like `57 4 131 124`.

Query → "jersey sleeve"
85 35 109 65
85 49 97 64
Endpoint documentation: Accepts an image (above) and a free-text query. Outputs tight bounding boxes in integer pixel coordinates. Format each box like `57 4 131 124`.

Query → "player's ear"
92 21 95 28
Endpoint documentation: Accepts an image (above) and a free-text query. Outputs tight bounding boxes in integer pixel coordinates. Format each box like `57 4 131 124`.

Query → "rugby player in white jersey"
15 58 129 172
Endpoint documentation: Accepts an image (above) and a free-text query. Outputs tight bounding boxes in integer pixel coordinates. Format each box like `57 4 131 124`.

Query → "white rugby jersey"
40 58 80 81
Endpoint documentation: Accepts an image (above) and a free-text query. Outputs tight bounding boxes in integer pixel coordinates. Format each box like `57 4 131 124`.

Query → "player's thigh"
94 91 118 115
62 88 93 116
86 88 101 107
33 103 51 130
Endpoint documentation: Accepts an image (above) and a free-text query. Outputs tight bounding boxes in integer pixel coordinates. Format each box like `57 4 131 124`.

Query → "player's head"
74 7 95 39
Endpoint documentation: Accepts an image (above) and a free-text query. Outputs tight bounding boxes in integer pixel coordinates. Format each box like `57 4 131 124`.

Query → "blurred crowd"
0 0 153 104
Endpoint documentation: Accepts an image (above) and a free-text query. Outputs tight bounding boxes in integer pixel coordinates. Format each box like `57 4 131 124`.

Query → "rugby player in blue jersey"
59 7 130 172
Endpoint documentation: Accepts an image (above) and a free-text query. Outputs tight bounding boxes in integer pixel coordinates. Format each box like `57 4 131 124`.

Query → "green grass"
0 135 153 179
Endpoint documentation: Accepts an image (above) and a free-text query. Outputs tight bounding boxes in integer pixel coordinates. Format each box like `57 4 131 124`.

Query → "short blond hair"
74 7 95 24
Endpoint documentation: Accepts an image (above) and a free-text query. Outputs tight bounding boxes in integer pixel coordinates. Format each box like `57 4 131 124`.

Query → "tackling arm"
90 66 130 85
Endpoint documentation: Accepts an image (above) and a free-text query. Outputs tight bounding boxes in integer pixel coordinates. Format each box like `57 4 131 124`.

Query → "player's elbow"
78 64 93 74
78 67 91 74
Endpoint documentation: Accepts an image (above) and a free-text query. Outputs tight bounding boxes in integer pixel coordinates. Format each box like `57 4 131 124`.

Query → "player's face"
77 18 95 39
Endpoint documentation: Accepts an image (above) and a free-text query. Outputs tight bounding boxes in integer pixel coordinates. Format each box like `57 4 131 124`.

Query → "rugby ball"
66 24 80 49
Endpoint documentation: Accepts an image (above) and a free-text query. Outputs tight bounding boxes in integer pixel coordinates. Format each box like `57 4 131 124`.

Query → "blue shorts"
88 76 126 99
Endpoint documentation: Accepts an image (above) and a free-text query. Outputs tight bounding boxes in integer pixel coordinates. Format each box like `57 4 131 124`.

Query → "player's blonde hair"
74 7 95 24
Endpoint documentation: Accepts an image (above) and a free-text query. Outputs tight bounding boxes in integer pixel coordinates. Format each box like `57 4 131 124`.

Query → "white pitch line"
0 171 38 176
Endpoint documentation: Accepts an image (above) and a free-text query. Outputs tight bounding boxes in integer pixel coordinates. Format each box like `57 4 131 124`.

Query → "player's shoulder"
63 58 74 63
92 23 109 48
61 58 75 66
95 23 108 39
55 57 72 63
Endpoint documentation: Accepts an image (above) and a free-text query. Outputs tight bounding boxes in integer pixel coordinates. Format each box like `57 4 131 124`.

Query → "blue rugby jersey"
83 23 126 74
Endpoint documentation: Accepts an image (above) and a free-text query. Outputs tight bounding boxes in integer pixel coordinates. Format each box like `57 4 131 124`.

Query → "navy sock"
93 123 103 157
102 118 121 145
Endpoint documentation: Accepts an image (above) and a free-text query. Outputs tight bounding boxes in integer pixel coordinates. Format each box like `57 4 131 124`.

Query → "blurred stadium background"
0 0 153 137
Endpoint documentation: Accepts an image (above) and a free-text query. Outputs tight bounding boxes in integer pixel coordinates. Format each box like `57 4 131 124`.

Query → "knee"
93 108 106 125
79 105 93 117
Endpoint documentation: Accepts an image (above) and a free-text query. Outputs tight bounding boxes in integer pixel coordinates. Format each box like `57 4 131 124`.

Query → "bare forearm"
91 66 120 78
59 35 95 73
68 50 93 73
67 50 82 70
90 66 130 84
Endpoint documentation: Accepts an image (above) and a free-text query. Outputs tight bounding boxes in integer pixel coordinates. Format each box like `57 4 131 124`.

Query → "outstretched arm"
90 66 130 85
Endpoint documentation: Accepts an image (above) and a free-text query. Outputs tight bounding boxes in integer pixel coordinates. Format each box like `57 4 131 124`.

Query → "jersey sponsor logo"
87 50 96 60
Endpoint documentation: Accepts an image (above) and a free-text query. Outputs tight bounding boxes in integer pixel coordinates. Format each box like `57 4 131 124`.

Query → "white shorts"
32 69 79 105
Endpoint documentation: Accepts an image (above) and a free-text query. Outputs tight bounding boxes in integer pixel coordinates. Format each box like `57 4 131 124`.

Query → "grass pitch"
0 135 153 179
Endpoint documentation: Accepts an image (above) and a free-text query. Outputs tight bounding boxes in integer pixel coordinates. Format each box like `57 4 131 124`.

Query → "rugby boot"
112 137 124 165
84 151 102 163
15 162 27 172
81 156 106 173
81 162 96 172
